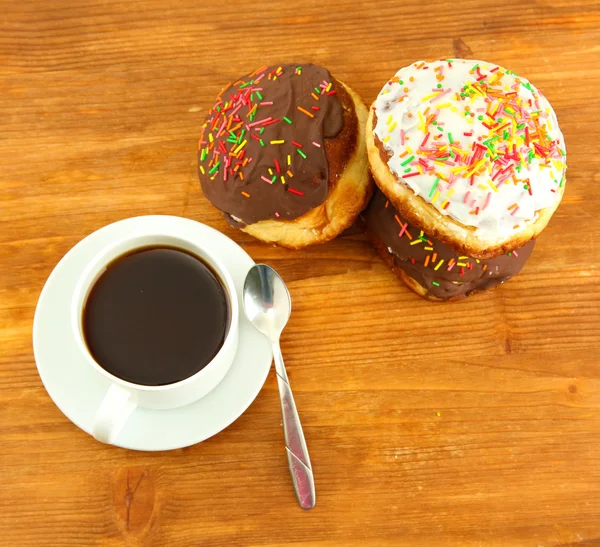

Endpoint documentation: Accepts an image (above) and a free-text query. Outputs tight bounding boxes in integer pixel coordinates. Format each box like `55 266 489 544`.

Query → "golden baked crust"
366 107 564 260
242 82 372 249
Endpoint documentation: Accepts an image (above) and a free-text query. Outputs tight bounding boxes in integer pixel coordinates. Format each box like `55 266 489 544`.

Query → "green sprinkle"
432 281 440 287
238 129 245 143
559 148 566 157
250 93 254 102
516 123 525 130
433 120 437 125
503 130 510 140
478 115 483 120
404 168 411 173
226 137 237 144
399 80 404 85
485 152 490 158
239 81 252 89
216 105 222 112
448 132 453 143
516 164 522 173
528 149 534 162
200 149 207 162
437 83 442 89
429 178 439 197
283 116 292 124
259 127 265 134
209 162 220 174
297 149 307 159
401 155 415 167
507 252 512 256
271 175 277 182
256 91 263 100
523 82 533 91
559 175 565 187
260 139 265 147
524 185 530 190
483 136 500 147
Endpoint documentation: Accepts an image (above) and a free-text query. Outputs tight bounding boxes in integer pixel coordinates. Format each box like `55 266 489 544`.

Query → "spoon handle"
272 342 316 510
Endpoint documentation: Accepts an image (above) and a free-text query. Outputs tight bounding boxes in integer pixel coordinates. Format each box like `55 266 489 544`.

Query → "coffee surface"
83 247 229 386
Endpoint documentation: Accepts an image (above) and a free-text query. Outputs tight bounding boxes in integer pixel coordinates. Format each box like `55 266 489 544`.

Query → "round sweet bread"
366 59 566 259
198 64 371 249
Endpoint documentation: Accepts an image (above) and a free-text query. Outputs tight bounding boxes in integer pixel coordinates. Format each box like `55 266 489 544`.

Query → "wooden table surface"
2 1 600 545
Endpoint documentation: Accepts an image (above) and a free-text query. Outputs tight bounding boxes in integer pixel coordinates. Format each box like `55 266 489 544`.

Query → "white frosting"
373 59 566 237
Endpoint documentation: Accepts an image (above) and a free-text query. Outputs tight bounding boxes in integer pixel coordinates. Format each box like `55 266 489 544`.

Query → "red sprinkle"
288 188 304 196
291 141 303 147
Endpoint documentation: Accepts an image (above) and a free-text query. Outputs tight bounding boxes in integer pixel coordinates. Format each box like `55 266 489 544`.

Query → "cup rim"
71 232 240 392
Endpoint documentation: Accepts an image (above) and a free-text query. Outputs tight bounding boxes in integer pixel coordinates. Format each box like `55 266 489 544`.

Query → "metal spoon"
243 264 316 510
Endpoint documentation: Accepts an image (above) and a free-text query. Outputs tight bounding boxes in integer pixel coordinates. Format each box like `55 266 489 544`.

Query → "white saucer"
33 216 272 451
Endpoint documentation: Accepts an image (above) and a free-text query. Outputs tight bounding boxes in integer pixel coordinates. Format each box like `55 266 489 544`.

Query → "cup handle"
92 383 137 444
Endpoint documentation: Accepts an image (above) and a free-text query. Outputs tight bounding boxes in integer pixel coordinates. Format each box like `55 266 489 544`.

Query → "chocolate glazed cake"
198 64 372 249
365 189 535 300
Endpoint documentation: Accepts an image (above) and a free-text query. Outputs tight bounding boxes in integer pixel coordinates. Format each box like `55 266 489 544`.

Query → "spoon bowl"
243 265 291 341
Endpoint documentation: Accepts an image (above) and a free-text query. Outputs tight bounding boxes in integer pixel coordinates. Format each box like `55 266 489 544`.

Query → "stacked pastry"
364 59 567 300
198 64 372 249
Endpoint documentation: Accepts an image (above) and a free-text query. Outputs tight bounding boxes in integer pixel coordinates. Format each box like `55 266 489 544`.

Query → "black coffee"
83 246 230 386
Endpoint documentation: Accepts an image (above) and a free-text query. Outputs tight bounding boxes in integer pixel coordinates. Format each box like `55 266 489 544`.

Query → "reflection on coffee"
83 247 230 386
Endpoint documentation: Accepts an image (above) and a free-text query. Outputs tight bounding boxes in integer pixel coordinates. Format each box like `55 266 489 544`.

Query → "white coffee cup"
71 231 239 445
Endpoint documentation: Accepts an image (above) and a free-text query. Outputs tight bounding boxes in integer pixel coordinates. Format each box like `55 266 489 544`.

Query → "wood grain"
1 0 600 545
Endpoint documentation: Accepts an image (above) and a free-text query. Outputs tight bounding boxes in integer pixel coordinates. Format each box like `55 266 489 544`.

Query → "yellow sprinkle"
441 200 449 208
466 158 486 178
447 189 455 197
451 106 457 112
326 82 332 92
406 146 413 154
457 262 467 267
451 165 469 174
436 102 451 109
434 259 445 271
383 136 390 143
208 133 214 143
488 181 498 192
437 412 441 417
424 246 434 251
434 171 449 182
389 121 397 132
270 140 285 145
458 256 469 259
199 165 205 174
281 176 285 184
269 168 273 175
418 111 426 132
432 191 440 203
410 239 423 245
387 114 393 125
233 139 247 154
287 154 291 166
421 92 438 102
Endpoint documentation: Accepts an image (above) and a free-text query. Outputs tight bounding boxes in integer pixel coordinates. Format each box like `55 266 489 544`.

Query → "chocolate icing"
198 64 347 225
365 189 535 299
